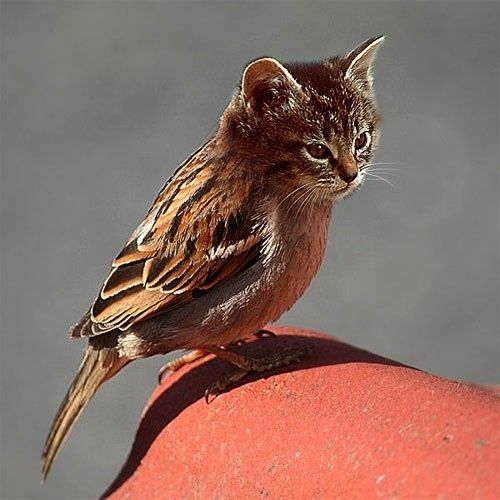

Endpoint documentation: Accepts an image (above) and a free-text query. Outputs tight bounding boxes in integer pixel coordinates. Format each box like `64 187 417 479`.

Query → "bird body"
42 35 385 480
127 195 332 355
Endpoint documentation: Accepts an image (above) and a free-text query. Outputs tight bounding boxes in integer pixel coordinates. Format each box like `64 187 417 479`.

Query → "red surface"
104 327 499 499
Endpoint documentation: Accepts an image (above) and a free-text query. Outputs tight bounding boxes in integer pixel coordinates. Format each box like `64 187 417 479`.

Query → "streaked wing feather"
87 145 262 336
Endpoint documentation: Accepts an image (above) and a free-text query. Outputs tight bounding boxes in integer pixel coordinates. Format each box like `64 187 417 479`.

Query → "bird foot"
157 330 277 385
204 345 312 403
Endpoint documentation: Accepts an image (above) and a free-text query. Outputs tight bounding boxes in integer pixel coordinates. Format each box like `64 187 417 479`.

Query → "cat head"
220 36 384 203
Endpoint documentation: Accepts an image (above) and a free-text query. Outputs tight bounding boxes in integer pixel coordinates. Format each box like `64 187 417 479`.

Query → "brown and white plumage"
42 36 385 480
83 139 265 336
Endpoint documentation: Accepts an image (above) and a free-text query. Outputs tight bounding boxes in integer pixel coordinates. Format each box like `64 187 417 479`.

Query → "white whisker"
278 183 310 209
286 185 314 215
366 162 403 167
364 169 400 177
297 188 316 219
363 171 399 189
365 167 401 172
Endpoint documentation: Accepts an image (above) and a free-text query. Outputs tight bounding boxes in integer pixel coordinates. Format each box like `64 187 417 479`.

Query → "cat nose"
336 154 358 183
339 170 358 183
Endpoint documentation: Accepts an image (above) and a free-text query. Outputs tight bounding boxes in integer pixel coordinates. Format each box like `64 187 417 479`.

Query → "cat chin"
312 185 355 204
332 178 364 201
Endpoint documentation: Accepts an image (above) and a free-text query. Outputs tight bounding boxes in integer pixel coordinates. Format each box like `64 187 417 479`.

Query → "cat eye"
305 143 330 160
354 131 371 151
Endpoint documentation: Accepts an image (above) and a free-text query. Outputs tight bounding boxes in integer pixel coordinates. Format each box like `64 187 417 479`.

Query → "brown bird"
42 36 384 480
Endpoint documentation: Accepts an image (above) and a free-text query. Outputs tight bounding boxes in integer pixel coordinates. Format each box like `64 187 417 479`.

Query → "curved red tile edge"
104 326 499 499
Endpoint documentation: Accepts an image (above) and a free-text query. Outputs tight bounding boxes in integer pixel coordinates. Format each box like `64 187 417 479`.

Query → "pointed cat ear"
241 57 302 110
344 35 385 90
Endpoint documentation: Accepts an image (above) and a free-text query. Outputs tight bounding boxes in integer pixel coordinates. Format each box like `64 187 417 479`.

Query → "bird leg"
157 330 279 385
204 344 312 402
158 349 207 384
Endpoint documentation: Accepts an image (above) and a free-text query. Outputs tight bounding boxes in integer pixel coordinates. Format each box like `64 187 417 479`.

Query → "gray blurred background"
1 1 498 498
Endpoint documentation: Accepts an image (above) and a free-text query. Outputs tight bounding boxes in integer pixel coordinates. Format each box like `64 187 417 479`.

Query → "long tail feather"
41 345 128 481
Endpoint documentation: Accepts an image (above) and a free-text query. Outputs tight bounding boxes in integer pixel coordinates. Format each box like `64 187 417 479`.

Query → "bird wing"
76 144 266 337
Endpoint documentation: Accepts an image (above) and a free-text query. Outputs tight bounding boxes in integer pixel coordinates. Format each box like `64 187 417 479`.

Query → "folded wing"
73 144 265 337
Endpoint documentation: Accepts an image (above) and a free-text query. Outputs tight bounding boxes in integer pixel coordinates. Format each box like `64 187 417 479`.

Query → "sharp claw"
158 368 172 385
204 386 219 404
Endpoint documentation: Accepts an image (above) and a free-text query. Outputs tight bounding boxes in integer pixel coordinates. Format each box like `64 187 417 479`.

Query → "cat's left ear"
344 35 385 91
241 57 302 111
